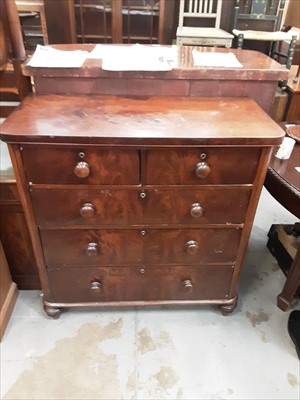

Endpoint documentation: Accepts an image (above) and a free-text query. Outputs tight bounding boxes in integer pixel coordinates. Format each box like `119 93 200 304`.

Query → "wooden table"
264 124 300 311
24 45 289 114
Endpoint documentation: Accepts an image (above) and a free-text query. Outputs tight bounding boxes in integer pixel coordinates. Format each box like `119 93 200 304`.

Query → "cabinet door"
73 0 165 44
74 0 114 43
118 0 164 44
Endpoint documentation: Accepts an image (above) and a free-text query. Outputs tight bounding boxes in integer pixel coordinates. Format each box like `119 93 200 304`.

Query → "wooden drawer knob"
195 162 211 179
85 242 98 257
185 240 199 255
80 203 95 218
190 203 203 218
182 279 193 292
74 161 90 178
90 281 101 292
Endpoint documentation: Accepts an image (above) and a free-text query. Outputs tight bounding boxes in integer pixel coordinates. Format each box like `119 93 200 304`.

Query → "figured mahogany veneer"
0 95 284 317
47 266 235 304
40 228 241 267
31 187 251 227
145 148 261 184
22 147 140 185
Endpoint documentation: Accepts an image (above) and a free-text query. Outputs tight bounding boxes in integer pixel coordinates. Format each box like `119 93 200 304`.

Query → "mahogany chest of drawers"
0 95 284 317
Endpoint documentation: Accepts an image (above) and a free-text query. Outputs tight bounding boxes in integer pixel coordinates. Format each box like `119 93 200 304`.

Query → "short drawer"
40 228 241 267
21 145 140 184
47 265 234 303
145 147 261 185
31 187 251 227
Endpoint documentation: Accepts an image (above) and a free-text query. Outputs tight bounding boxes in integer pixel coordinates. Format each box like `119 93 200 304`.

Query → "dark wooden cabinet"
0 240 18 341
0 180 40 289
0 94 284 317
16 0 173 46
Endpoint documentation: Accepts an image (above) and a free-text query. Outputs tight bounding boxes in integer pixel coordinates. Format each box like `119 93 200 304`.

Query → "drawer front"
21 146 140 184
40 228 241 267
47 265 234 303
32 188 251 227
145 148 261 185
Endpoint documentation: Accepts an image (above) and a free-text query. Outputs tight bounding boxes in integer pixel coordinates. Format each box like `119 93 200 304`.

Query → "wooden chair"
176 0 233 47
16 0 49 46
232 0 297 70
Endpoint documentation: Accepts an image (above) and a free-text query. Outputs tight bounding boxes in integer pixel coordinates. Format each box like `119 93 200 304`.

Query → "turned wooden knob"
195 162 211 179
74 161 90 178
86 242 98 256
80 203 95 218
90 281 101 291
182 279 193 292
185 240 199 255
190 203 203 218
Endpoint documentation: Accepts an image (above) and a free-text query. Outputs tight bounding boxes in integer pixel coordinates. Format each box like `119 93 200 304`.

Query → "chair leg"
270 41 277 60
237 33 244 49
278 35 297 89
286 36 297 70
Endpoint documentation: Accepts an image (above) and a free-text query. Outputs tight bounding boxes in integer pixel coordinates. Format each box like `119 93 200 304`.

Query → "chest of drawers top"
0 95 283 146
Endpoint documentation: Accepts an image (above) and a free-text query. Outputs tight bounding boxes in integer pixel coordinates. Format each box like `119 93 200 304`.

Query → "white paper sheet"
192 51 243 68
101 45 174 71
27 45 89 68
88 44 177 60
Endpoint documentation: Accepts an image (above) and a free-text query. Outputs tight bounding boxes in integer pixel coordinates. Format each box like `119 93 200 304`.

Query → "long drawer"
46 265 234 303
31 187 251 227
21 146 140 185
40 228 241 267
145 148 261 185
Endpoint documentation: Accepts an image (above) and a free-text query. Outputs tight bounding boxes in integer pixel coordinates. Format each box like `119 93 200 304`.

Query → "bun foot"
219 299 237 316
43 304 63 319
